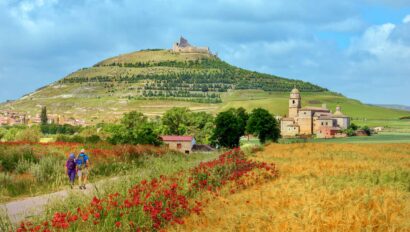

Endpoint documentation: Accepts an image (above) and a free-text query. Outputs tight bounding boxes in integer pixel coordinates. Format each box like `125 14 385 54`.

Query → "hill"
372 104 410 112
0 48 408 126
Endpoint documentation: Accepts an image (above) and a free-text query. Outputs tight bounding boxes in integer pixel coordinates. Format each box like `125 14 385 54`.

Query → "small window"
185 150 190 154
321 122 324 125
177 143 182 149
326 122 328 126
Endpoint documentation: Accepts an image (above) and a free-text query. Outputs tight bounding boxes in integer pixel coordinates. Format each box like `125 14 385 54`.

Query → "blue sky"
0 0 409 105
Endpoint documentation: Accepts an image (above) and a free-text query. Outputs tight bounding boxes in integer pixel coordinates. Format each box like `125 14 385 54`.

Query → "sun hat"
81 149 85 153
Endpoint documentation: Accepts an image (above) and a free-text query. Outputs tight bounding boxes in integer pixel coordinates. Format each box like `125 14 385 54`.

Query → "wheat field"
169 143 410 232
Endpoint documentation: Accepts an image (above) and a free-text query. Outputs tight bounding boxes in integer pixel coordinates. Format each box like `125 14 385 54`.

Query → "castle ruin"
172 37 210 54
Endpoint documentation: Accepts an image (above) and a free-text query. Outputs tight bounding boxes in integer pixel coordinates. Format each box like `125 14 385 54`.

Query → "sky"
0 0 409 105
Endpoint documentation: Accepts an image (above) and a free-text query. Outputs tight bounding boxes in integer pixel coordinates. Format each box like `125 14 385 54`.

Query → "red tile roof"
160 135 194 142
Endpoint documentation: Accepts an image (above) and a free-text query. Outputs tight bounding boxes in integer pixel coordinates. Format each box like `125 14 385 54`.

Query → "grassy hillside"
0 49 408 127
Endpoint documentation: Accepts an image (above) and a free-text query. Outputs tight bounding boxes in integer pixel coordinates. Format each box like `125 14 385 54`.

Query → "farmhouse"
161 135 196 154
280 88 350 138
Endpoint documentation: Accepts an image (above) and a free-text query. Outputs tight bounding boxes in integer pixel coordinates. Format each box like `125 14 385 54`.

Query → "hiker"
65 153 77 189
76 149 90 190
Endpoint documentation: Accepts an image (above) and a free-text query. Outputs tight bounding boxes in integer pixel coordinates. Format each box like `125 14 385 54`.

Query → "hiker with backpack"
76 149 90 190
65 153 77 189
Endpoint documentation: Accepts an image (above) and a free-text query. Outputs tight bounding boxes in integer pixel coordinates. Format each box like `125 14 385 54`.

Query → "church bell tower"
289 87 301 118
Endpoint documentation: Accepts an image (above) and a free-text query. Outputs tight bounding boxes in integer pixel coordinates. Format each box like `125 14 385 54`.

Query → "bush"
85 135 101 144
15 127 42 142
2 128 19 142
30 156 64 183
15 159 31 174
56 134 86 143
0 145 35 172
361 126 372 136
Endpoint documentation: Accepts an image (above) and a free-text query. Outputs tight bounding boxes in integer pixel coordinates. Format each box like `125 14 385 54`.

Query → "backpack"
77 154 89 170
67 159 76 170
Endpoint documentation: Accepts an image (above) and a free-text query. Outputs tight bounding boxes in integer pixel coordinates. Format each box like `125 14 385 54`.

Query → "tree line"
101 107 280 148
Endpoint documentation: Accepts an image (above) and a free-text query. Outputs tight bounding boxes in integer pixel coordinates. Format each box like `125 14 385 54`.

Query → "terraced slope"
0 49 408 125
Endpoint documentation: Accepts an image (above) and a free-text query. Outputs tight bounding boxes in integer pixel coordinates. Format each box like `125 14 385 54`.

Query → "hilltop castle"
172 37 210 53
280 88 350 138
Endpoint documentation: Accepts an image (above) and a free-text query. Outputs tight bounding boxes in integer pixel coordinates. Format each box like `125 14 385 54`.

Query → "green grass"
96 50 216 65
244 132 410 145
3 89 408 127
311 132 410 144
0 151 220 230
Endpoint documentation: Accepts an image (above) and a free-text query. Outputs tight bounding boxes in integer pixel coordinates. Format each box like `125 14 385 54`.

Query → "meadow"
0 142 185 203
170 143 410 231
1 148 278 231
3 89 408 125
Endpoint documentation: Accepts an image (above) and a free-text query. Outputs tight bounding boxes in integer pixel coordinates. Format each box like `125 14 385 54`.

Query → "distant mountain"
372 104 410 112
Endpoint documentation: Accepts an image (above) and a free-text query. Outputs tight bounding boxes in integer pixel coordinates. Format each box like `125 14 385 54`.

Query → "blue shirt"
76 153 89 166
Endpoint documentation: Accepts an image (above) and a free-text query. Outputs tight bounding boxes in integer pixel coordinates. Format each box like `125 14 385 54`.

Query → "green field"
3 89 408 126
312 132 410 144
242 132 410 145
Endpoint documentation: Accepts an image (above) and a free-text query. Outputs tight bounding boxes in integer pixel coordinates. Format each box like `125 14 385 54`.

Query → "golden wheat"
169 143 410 232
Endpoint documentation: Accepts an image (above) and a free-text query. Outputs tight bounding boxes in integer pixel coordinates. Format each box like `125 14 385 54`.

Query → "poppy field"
0 142 179 202
11 148 277 231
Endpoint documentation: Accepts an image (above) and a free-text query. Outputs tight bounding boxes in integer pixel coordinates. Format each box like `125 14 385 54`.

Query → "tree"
108 111 161 145
211 109 245 148
246 108 280 143
188 112 214 144
41 106 48 125
162 107 190 135
361 125 371 136
235 107 249 136
348 123 358 131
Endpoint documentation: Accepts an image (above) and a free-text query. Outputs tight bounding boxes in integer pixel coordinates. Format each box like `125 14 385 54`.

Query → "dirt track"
0 183 94 224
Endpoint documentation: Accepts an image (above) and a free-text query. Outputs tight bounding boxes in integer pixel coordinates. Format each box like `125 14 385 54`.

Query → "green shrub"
5 175 34 196
0 172 12 188
0 145 37 172
85 135 101 144
15 159 31 174
2 128 19 142
30 156 64 183
15 127 42 142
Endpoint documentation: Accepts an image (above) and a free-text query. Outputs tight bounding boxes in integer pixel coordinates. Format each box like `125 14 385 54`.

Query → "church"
280 88 350 138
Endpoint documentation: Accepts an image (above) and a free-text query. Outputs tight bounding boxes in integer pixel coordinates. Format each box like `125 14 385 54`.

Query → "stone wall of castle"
172 44 210 53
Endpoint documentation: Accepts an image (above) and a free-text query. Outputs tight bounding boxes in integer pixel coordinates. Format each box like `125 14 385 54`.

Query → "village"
0 110 86 127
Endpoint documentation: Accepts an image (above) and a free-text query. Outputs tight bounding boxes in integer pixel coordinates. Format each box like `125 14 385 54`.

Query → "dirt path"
0 183 95 224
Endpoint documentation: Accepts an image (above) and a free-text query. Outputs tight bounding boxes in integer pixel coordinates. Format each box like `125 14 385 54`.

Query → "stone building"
280 88 350 138
160 135 196 154
172 37 210 53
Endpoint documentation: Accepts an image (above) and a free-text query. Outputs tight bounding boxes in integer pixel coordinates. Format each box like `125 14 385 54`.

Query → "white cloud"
403 14 410 24
0 0 409 104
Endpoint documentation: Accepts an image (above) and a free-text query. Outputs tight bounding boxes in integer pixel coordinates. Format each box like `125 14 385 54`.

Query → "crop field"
170 143 410 231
